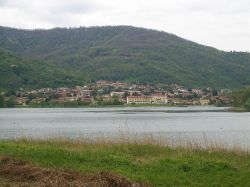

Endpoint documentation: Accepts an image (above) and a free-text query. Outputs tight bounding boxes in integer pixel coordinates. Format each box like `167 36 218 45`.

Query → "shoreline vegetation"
13 103 174 108
0 138 250 186
231 87 250 112
0 104 240 114
0 103 247 113
229 107 250 112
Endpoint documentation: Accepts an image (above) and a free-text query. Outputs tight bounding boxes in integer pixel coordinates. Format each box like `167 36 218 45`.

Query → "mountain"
0 49 83 90
0 25 250 89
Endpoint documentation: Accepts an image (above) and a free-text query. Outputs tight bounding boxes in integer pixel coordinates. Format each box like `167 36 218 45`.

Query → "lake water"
1 106 250 149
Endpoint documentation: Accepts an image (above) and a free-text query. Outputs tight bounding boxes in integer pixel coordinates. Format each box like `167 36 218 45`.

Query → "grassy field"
0 139 250 186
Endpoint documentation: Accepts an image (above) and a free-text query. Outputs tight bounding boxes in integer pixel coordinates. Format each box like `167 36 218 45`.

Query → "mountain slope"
0 49 83 90
0 26 250 88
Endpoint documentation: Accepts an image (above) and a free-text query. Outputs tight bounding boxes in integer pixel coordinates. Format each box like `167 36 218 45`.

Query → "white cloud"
0 0 250 51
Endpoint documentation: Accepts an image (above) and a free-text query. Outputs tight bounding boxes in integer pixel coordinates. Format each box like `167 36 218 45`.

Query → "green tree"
112 96 121 105
244 98 250 110
212 89 218 96
231 88 250 110
0 95 4 108
5 96 15 108
5 90 16 97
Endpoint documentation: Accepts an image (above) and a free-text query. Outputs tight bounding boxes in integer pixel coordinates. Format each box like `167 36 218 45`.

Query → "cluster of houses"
8 80 232 106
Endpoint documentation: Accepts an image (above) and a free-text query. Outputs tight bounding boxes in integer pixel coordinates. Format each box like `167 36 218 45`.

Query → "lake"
1 106 250 149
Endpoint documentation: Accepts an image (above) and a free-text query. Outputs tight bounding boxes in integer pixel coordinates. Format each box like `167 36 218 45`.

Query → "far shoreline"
0 105 238 113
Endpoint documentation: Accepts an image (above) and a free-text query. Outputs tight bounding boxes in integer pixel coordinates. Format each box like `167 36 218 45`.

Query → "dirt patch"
0 156 149 187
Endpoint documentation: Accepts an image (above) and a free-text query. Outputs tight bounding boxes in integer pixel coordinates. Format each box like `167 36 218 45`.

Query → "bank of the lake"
0 140 250 187
10 103 175 108
229 107 250 112
2 106 250 150
1 106 250 186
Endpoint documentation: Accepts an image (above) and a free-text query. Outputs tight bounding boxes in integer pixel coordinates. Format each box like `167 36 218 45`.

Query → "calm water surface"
0 106 250 149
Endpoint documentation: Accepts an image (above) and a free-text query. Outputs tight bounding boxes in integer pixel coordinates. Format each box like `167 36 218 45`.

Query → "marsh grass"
1 134 250 186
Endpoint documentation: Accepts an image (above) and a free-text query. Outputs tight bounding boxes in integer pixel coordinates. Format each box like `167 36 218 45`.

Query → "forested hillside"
1 26 250 88
0 49 83 90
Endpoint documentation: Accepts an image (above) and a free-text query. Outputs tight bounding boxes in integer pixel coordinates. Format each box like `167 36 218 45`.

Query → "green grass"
1 140 250 186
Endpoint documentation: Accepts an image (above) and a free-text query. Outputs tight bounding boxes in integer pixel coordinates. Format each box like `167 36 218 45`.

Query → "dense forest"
1 26 250 89
0 49 83 90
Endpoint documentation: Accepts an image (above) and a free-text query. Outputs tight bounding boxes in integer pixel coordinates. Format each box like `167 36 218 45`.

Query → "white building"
127 95 168 104
111 91 126 97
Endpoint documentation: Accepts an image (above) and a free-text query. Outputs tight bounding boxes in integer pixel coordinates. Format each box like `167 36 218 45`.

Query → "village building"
56 97 78 103
200 98 210 105
127 96 152 104
96 80 113 87
150 93 168 104
111 82 128 88
127 95 168 104
128 90 142 96
192 89 204 95
220 89 232 94
80 90 92 97
15 97 27 106
78 96 92 103
110 91 126 97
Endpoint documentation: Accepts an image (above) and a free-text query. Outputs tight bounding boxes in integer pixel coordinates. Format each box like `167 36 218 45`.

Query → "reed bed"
3 130 250 155
1 134 250 186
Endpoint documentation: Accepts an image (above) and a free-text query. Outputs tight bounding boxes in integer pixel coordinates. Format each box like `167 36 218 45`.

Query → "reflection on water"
0 106 250 149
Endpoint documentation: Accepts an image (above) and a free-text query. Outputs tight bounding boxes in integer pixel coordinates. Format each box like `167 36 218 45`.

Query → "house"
150 93 168 104
15 97 27 106
96 80 113 87
110 91 126 97
192 89 203 95
79 96 92 103
56 97 78 103
127 96 152 104
128 91 142 96
127 95 168 104
200 98 210 105
220 89 232 94
112 82 128 88
80 90 92 97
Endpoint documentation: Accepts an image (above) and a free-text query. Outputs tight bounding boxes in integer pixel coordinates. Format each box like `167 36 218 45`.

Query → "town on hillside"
1 80 232 107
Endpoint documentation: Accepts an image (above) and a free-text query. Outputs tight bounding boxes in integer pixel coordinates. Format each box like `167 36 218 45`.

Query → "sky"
0 0 250 52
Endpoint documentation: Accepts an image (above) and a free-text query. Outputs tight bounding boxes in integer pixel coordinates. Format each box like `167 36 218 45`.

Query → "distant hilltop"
1 26 250 89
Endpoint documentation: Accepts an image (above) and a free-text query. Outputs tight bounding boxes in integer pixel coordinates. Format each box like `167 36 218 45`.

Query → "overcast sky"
0 0 250 52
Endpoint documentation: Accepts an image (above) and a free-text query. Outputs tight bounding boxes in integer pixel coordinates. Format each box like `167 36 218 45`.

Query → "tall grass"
1 136 250 186
4 130 249 155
